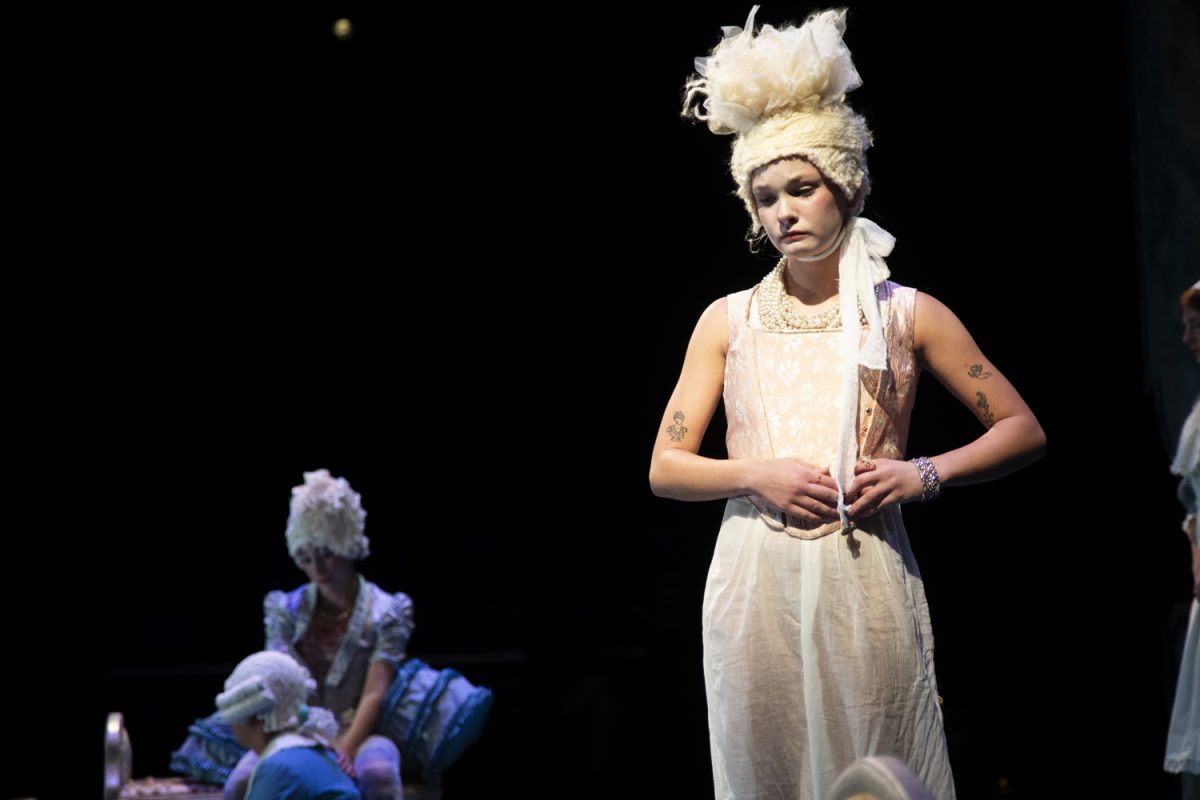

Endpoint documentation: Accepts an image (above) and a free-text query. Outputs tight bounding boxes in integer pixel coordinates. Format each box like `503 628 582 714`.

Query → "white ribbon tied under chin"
834 217 895 528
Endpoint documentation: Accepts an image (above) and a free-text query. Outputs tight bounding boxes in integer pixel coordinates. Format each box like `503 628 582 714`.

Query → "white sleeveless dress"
703 281 955 799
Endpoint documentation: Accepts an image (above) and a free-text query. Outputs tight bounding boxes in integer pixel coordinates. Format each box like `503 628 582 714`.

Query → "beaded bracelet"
909 456 941 502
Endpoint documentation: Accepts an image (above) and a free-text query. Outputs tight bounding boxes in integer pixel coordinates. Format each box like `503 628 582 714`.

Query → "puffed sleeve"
264 590 295 653
372 592 415 670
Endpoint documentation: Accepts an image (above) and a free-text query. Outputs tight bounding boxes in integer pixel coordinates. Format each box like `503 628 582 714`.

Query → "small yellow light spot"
333 18 353 41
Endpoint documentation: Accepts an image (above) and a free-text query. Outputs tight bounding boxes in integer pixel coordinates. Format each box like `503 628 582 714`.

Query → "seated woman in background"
173 469 490 798
172 469 412 800
231 469 413 800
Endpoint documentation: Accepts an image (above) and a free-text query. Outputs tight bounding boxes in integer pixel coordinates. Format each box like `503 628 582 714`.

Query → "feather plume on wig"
684 6 861 134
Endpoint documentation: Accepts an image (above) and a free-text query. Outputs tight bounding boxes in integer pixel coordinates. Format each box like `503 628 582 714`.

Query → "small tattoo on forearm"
667 411 688 442
975 391 995 428
968 364 993 379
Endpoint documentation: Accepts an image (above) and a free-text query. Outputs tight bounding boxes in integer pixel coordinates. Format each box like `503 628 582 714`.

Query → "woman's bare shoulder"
691 296 732 352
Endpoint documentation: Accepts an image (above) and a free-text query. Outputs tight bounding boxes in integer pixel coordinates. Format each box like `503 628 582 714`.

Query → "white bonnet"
215 651 314 733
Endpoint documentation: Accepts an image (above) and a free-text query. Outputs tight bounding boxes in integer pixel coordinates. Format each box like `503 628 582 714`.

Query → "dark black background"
13 1 1198 798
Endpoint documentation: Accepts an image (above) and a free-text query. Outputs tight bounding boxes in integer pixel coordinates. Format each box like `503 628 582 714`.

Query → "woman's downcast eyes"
755 184 818 206
294 546 336 566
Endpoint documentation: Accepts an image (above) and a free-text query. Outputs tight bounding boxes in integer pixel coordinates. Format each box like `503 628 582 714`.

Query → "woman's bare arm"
335 660 395 760
649 297 839 521
847 292 1046 517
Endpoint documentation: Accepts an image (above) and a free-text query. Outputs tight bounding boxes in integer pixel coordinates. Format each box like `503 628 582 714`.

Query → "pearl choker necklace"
756 259 865 332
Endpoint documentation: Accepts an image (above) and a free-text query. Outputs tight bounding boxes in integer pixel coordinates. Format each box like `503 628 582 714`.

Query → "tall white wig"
284 469 370 561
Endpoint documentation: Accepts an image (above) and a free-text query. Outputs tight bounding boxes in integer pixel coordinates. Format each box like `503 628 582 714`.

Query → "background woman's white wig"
284 469 370 560
683 6 872 228
215 651 316 733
